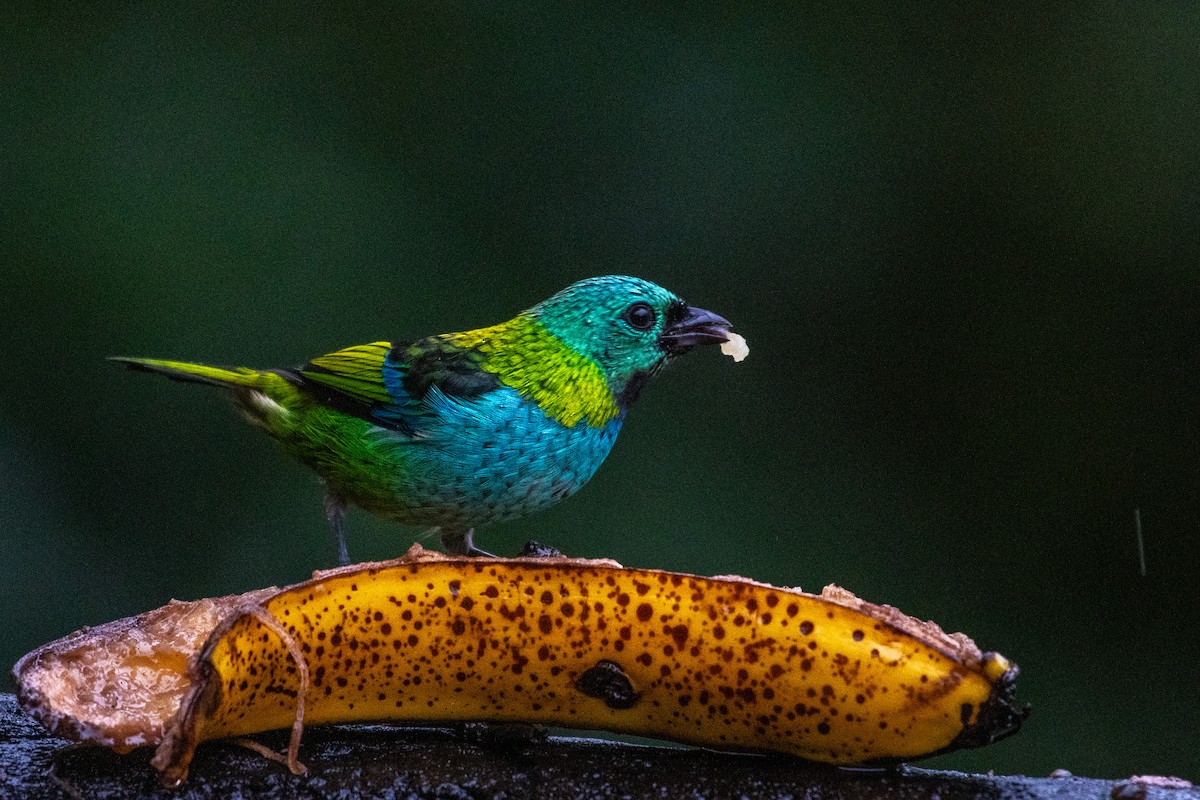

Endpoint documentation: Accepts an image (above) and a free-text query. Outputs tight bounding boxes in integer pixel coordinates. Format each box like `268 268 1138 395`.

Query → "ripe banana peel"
14 545 1025 785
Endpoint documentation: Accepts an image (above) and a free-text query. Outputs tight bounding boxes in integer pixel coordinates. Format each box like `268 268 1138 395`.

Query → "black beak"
659 305 732 356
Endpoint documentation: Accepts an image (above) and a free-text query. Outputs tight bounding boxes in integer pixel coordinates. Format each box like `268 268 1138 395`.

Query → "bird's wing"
293 339 500 434
399 336 502 401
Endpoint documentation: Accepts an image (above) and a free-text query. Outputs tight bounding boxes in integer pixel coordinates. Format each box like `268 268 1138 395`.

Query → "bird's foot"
439 529 561 558
440 527 498 558
519 540 566 558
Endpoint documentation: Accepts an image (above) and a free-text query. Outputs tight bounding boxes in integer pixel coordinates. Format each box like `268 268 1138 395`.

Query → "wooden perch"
1 693 1193 800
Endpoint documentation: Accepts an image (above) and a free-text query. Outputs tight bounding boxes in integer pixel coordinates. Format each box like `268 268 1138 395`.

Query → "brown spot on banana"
575 659 641 709
13 545 1026 787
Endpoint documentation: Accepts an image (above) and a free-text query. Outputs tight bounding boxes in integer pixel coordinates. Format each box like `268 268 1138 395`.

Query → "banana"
15 545 1024 786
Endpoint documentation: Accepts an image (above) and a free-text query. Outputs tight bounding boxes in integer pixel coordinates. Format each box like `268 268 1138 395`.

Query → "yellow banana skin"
144 546 1022 784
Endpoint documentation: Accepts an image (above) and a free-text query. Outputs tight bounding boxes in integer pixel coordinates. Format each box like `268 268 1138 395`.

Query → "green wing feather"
301 342 395 405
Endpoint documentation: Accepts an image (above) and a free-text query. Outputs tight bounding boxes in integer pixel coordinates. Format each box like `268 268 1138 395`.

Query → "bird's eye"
622 302 656 331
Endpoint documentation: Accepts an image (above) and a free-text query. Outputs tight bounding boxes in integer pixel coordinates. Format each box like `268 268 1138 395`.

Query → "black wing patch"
399 337 501 402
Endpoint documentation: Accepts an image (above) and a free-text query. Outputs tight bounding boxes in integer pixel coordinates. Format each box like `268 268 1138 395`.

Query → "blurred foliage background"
2 1 1197 780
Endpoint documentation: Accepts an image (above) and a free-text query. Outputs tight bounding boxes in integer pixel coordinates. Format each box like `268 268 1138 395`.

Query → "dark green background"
3 2 1197 781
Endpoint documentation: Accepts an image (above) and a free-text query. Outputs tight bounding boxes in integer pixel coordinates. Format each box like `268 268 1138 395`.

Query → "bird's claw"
519 540 566 558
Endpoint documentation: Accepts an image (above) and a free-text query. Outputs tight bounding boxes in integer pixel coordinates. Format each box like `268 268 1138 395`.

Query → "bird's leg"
324 490 350 567
440 527 496 558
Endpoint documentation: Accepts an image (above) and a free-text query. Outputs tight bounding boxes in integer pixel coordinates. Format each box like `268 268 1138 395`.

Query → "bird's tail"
108 356 278 391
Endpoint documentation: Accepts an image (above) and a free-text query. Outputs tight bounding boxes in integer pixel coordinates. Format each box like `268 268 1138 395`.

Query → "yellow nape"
448 319 620 427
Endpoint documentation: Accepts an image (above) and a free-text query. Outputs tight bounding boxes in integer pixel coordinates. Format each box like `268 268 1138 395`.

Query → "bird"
111 275 737 565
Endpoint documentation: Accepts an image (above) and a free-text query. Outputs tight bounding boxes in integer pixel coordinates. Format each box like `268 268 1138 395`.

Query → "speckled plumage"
112 276 733 562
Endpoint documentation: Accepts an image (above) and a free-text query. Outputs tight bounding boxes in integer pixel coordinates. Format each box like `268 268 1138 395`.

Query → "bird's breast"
396 387 625 526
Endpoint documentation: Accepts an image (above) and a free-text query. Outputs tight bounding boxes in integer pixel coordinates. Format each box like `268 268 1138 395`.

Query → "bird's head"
529 276 733 407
